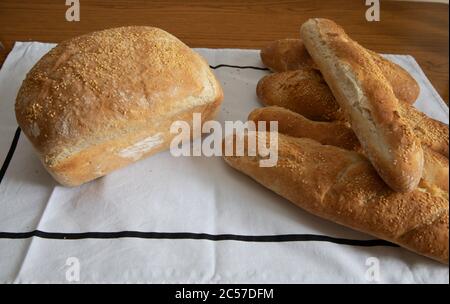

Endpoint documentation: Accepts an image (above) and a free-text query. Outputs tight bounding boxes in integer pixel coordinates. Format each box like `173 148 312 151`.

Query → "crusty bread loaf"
301 18 424 192
260 38 419 104
256 69 345 121
256 69 449 158
248 106 359 151
366 49 420 105
422 147 449 193
249 106 448 193
260 39 315 72
223 132 449 264
15 26 223 186
400 104 449 158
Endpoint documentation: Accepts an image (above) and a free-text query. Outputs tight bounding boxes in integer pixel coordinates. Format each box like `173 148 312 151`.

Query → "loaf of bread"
422 147 449 193
260 39 315 72
223 132 449 264
256 69 449 158
260 38 420 104
15 26 223 186
248 106 359 151
248 106 448 193
256 69 345 121
366 49 420 105
300 18 425 192
400 104 449 158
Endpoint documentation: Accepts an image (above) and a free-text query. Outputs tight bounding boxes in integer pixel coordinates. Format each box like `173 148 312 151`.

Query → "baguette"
248 106 359 151
400 104 449 158
256 70 449 158
15 26 223 186
260 39 315 72
422 147 450 194
260 38 420 104
256 69 345 121
223 132 449 264
300 18 424 192
248 106 448 193
367 49 420 106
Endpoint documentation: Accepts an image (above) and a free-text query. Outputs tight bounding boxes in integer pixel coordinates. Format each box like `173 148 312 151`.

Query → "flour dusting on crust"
118 133 163 160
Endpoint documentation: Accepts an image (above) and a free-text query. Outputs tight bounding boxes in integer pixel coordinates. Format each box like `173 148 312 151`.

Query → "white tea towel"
0 42 448 283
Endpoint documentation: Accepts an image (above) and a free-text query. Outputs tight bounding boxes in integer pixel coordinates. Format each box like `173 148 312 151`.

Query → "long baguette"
260 38 420 105
301 18 424 192
256 68 345 121
422 147 450 194
367 49 420 106
223 132 449 264
248 106 359 151
256 70 449 158
248 106 448 193
260 39 315 72
400 104 450 158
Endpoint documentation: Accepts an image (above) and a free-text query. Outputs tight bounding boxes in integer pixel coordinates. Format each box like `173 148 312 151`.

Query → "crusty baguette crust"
249 106 448 194
223 132 449 264
421 147 449 193
15 26 223 186
260 39 315 72
301 18 424 192
256 69 345 121
260 38 419 104
248 106 360 151
367 49 420 105
400 104 449 158
256 69 449 158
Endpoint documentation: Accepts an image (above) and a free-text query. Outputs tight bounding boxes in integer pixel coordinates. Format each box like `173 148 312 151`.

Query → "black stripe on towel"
0 127 21 184
209 64 269 71
0 230 398 247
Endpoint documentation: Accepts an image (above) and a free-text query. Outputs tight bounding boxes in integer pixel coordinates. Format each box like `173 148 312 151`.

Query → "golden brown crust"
421 147 449 193
248 106 360 151
50 98 222 186
223 132 449 264
255 69 449 159
256 69 345 121
398 212 449 264
15 26 223 186
260 38 420 105
260 39 315 72
400 104 450 158
367 50 420 105
301 18 424 193
249 106 448 194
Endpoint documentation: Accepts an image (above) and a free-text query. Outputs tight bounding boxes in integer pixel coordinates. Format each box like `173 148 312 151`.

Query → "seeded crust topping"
15 26 212 158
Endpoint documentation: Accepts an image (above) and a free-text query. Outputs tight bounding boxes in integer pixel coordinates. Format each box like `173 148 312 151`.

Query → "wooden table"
0 0 448 102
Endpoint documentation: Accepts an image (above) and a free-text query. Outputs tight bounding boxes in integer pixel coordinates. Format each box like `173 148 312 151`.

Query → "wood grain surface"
0 0 448 102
